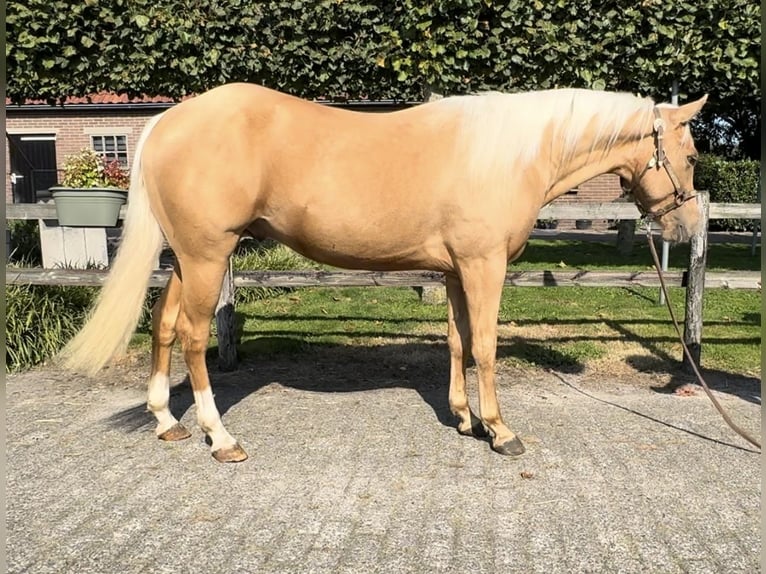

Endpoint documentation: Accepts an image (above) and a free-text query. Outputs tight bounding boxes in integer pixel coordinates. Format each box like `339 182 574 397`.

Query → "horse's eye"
687 155 698 167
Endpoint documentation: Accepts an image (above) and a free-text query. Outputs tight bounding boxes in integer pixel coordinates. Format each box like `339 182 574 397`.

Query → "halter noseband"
626 107 697 220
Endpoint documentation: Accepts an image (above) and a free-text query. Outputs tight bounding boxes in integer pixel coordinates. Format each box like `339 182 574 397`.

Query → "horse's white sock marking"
193 388 237 450
147 373 179 435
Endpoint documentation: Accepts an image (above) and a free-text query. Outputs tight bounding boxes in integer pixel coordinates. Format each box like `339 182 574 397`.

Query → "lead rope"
646 226 761 449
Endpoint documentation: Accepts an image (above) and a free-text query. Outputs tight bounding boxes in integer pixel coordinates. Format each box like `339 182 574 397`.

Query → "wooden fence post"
215 258 238 371
615 219 636 256
682 191 709 371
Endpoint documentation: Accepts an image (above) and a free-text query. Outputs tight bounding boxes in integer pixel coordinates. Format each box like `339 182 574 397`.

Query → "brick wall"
547 174 624 231
6 108 161 202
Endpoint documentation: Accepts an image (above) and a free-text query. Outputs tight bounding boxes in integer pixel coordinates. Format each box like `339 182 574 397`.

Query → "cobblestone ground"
7 348 761 574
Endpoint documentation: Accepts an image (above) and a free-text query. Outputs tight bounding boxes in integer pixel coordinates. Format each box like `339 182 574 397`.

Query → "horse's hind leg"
147 266 191 441
459 256 525 456
445 274 487 438
175 253 247 463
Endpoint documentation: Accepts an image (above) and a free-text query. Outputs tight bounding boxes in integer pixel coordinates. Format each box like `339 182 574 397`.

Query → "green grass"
496 285 759 376
10 237 757 377
145 239 759 378
233 286 446 354
515 239 760 272
229 283 759 377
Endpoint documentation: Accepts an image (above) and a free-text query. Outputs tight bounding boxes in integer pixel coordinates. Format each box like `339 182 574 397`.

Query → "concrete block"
39 219 109 269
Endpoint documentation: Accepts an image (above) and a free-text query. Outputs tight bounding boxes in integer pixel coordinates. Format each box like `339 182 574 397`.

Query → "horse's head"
620 95 708 243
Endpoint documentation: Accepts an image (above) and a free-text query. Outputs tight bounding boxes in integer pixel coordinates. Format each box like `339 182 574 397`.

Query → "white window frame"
90 134 130 167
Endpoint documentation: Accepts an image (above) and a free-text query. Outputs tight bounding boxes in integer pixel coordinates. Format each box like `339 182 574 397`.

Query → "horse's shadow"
106 332 760 438
626 354 761 404
105 337 583 435
603 315 760 404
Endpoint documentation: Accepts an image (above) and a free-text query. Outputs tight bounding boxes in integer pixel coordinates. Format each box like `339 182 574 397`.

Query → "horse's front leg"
445 274 488 438
459 256 525 456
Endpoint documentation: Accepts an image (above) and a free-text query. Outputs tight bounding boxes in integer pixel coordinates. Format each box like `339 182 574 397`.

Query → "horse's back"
139 83 526 271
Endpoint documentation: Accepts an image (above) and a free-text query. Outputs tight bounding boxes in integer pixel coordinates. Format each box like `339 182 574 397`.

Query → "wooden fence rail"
6 196 761 371
6 200 762 221
6 267 760 290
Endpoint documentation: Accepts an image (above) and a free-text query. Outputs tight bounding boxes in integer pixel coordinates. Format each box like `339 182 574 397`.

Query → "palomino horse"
61 83 707 462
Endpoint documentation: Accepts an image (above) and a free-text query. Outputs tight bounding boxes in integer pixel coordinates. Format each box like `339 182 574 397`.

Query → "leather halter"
626 107 697 220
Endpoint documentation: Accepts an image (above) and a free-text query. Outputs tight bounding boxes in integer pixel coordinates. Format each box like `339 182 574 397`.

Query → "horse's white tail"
60 113 166 376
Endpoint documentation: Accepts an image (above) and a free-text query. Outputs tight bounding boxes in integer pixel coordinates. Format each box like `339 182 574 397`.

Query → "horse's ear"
671 94 708 125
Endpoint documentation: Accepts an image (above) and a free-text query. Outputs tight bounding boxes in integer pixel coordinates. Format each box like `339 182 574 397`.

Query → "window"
91 135 128 167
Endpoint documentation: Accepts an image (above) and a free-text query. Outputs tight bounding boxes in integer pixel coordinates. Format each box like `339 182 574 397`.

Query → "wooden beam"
538 202 641 220
233 269 446 287
7 202 759 221
6 203 127 220
708 203 761 219
6 203 60 220
5 268 171 287
6 267 760 289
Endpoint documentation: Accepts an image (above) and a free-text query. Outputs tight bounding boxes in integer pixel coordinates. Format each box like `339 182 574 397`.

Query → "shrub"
61 148 130 189
136 287 163 333
7 220 42 265
6 284 97 372
694 154 759 231
6 240 317 371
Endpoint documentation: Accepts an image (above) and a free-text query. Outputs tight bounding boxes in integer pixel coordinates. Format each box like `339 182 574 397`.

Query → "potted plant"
49 149 130 227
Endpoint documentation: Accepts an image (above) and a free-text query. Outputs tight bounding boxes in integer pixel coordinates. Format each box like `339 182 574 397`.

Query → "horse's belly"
250 216 452 272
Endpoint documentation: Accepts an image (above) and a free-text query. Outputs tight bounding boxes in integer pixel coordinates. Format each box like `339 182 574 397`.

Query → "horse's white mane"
441 88 660 187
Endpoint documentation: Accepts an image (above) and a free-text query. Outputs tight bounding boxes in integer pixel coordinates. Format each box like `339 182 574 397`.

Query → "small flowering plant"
60 148 130 189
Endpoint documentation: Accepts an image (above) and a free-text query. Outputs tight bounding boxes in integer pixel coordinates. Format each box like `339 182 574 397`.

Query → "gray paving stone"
6 361 760 574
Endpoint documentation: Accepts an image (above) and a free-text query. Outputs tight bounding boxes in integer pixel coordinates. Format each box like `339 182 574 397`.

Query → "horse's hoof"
158 422 192 442
212 443 248 463
458 420 490 438
492 436 526 456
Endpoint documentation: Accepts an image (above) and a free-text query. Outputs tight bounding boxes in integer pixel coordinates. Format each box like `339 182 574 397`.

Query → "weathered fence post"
658 238 670 306
615 219 636 256
682 191 710 371
215 258 238 371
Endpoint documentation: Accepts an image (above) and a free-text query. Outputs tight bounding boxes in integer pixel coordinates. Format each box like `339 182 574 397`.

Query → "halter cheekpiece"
628 107 697 220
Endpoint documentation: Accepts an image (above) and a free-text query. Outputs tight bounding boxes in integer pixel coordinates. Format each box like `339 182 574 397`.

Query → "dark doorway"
7 133 58 203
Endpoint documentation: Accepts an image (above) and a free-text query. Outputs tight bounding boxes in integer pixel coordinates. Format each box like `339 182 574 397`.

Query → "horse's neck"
540 108 653 206
541 138 640 206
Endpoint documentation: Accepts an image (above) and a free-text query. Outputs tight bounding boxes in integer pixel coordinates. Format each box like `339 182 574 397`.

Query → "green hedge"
7 1 760 158
694 154 759 231
7 0 759 107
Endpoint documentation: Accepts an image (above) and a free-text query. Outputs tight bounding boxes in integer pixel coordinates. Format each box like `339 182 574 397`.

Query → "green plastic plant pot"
49 187 128 227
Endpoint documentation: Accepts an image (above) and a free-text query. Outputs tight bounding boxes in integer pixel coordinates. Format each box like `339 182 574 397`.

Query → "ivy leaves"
6 0 759 154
